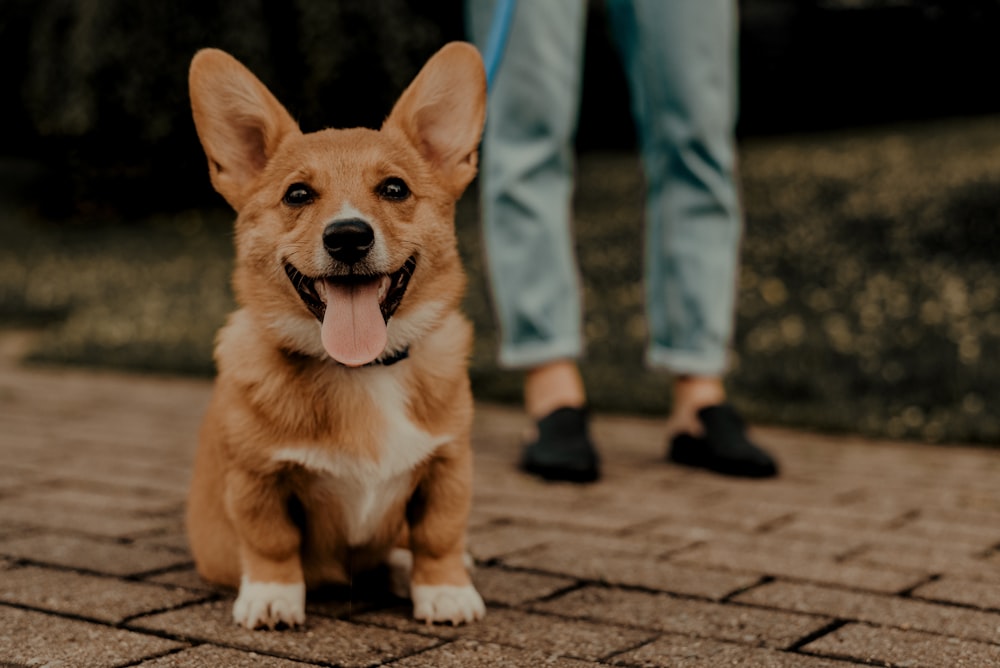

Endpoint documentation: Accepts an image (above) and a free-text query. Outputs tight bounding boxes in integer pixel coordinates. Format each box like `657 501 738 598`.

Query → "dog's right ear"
189 49 300 210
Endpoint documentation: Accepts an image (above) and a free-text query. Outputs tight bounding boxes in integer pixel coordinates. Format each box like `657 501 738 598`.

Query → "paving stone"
130 599 437 666
677 530 862 561
345 602 438 634
387 639 595 667
643 503 793 538
608 633 853 667
671 537 927 593
469 522 692 562
850 544 1000 582
861 484 1000 518
136 525 191 553
919 506 1000 531
0 496 176 537
0 604 185 666
357 606 655 661
922 485 1000 516
135 644 321 667
0 532 190 576
912 576 1000 610
765 504 910 534
11 484 183 516
0 522 29 539
531 586 831 649
0 465 51 494
459 608 656 660
550 531 696 557
0 564 206 623
734 580 1000 644
470 493 666 532
41 456 194 496
467 524 585 561
775 522 999 555
503 545 760 600
697 481 864 512
144 566 224 592
891 515 1000 549
802 622 1000 667
473 565 576 606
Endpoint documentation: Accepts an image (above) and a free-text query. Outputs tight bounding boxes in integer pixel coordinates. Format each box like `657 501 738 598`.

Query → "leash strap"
482 0 516 90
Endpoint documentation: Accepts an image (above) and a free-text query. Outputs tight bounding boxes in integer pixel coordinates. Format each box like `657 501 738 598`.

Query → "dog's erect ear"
383 42 487 197
189 49 300 210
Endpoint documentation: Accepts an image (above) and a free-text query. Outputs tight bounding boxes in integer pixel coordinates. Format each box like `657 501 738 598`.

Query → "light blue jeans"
467 0 742 376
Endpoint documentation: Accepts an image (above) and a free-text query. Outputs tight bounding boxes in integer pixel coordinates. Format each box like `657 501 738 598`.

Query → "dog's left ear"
383 42 487 197
189 48 301 210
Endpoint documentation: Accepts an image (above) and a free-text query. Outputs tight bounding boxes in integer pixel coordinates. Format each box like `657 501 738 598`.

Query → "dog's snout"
323 219 375 265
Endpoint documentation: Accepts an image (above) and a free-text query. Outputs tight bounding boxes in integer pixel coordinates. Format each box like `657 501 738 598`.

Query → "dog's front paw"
233 579 306 630
411 584 485 625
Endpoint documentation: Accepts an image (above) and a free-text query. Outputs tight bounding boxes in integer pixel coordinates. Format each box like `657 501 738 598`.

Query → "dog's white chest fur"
272 369 450 545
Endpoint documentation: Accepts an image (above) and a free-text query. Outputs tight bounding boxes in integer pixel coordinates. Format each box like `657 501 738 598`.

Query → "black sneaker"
667 404 778 478
520 407 600 483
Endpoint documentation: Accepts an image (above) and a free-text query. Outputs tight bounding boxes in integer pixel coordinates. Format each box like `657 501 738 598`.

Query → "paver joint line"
785 619 851 652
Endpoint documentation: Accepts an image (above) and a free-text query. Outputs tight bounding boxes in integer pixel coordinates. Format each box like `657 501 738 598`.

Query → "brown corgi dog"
185 43 487 629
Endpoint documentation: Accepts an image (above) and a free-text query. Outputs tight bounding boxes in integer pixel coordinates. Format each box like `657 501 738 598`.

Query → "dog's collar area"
359 347 409 368
279 346 410 368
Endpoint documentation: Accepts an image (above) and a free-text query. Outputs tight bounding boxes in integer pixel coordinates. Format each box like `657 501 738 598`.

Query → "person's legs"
466 0 587 375
607 0 776 476
468 0 598 481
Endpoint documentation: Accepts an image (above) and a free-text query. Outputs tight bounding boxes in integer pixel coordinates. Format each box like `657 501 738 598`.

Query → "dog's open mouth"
284 256 416 366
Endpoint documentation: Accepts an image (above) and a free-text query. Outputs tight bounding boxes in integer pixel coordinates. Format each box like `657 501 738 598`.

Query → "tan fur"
185 43 487 629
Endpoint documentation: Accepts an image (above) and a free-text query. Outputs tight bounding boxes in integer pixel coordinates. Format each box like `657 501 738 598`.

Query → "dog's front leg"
406 444 485 625
225 468 306 630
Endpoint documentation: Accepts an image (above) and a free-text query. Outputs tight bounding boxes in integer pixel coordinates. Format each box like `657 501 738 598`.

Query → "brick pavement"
2 335 1000 666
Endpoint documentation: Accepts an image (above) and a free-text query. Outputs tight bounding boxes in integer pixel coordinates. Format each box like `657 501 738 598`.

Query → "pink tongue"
319 279 387 366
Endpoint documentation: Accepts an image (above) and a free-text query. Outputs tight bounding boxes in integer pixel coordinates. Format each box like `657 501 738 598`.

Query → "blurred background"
1 0 998 445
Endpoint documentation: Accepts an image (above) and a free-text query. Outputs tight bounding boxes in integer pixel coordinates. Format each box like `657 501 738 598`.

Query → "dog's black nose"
323 219 375 265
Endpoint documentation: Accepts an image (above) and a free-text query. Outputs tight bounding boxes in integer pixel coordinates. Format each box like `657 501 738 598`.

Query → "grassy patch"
0 206 234 376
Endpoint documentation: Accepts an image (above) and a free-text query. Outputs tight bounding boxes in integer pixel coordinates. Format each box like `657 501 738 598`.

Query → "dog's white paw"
411 583 485 625
232 579 306 630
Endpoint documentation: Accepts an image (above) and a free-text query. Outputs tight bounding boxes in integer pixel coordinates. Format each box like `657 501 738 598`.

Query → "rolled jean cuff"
498 339 583 370
645 345 729 377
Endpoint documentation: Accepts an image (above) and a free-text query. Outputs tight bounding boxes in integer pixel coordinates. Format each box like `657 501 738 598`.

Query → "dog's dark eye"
283 183 315 206
377 177 410 201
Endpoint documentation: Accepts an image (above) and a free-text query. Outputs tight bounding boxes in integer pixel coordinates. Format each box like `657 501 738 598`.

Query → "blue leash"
482 0 516 90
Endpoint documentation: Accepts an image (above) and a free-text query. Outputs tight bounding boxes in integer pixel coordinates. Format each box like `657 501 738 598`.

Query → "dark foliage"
4 1 1000 216
2 0 465 215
